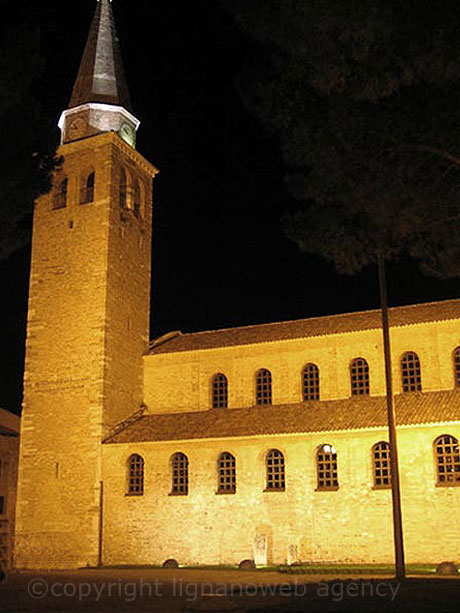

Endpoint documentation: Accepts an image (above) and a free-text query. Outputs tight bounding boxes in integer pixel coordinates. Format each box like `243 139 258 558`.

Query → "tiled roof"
149 299 460 355
0 425 19 437
104 389 460 444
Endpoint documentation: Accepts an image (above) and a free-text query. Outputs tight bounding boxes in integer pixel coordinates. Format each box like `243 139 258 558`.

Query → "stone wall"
0 427 20 570
15 132 156 569
102 423 460 566
143 319 460 413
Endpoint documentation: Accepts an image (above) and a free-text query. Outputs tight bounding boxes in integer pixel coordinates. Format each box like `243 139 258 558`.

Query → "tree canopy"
0 4 58 259
222 0 460 277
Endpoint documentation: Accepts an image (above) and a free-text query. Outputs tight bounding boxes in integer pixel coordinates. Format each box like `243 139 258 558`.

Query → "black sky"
1 0 460 413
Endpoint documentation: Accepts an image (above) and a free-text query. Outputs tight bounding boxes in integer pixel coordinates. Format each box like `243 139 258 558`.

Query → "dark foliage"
222 0 460 277
0 3 59 259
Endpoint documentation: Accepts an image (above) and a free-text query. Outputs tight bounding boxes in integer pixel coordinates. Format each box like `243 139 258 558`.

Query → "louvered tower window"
133 179 141 216
53 177 68 209
81 171 95 204
119 167 127 208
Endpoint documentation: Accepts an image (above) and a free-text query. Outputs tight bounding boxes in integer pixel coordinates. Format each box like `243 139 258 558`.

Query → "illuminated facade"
15 0 460 569
0 408 20 570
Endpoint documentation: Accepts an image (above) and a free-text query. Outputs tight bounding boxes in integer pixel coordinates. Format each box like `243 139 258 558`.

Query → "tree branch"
402 144 460 167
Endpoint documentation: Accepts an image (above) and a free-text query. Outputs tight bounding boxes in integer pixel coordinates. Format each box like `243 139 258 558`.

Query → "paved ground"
0 568 459 612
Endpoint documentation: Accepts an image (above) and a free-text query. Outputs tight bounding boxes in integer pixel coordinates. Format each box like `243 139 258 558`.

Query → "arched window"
316 444 338 490
53 177 68 209
256 369 272 405
453 347 460 388
265 449 285 491
119 167 127 208
212 373 228 409
434 435 460 485
303 363 320 401
217 452 236 494
81 171 95 204
372 442 391 488
350 357 370 396
127 454 144 495
170 452 188 495
133 179 141 216
401 352 422 392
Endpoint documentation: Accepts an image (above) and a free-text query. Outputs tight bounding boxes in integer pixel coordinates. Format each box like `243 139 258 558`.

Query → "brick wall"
0 433 19 570
15 132 157 569
143 319 460 413
102 423 460 566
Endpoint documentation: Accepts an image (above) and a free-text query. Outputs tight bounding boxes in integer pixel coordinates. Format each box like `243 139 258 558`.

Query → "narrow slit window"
81 171 95 204
119 168 127 208
212 373 228 409
53 177 68 209
303 363 320 401
133 179 141 216
256 369 272 405
350 357 370 396
217 452 236 494
401 352 422 392
266 449 285 491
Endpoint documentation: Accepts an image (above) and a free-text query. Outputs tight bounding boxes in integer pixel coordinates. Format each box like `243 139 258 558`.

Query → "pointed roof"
68 0 132 111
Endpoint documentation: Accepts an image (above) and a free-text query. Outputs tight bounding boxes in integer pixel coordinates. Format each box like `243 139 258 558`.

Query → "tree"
222 0 460 579
0 3 59 259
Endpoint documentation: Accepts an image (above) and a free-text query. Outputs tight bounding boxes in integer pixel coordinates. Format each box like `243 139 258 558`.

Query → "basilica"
14 0 460 569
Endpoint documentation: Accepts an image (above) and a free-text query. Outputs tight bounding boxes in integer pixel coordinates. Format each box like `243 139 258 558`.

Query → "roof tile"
149 299 460 355
104 389 460 444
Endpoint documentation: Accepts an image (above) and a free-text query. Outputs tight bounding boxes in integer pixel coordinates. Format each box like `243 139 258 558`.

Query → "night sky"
1 0 460 413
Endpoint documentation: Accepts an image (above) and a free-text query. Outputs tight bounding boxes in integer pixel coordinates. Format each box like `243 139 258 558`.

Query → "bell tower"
15 0 158 568
59 0 139 148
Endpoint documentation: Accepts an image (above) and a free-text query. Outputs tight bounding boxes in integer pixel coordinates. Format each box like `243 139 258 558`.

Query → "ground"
1 568 459 612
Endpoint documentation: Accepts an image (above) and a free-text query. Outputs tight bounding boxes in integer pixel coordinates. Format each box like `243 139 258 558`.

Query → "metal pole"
98 481 104 568
377 254 405 580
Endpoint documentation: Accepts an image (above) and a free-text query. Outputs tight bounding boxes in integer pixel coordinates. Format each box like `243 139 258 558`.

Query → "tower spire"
59 0 140 147
69 0 132 111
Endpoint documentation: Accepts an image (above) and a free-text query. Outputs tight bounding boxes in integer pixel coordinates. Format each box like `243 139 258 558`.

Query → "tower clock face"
68 117 86 139
119 122 136 146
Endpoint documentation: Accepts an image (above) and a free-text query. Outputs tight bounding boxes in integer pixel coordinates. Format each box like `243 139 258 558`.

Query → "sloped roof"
149 299 460 355
0 425 19 438
68 0 132 111
0 407 20 434
104 389 460 444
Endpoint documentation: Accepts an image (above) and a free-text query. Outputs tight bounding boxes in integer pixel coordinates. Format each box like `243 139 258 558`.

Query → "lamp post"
378 254 405 580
